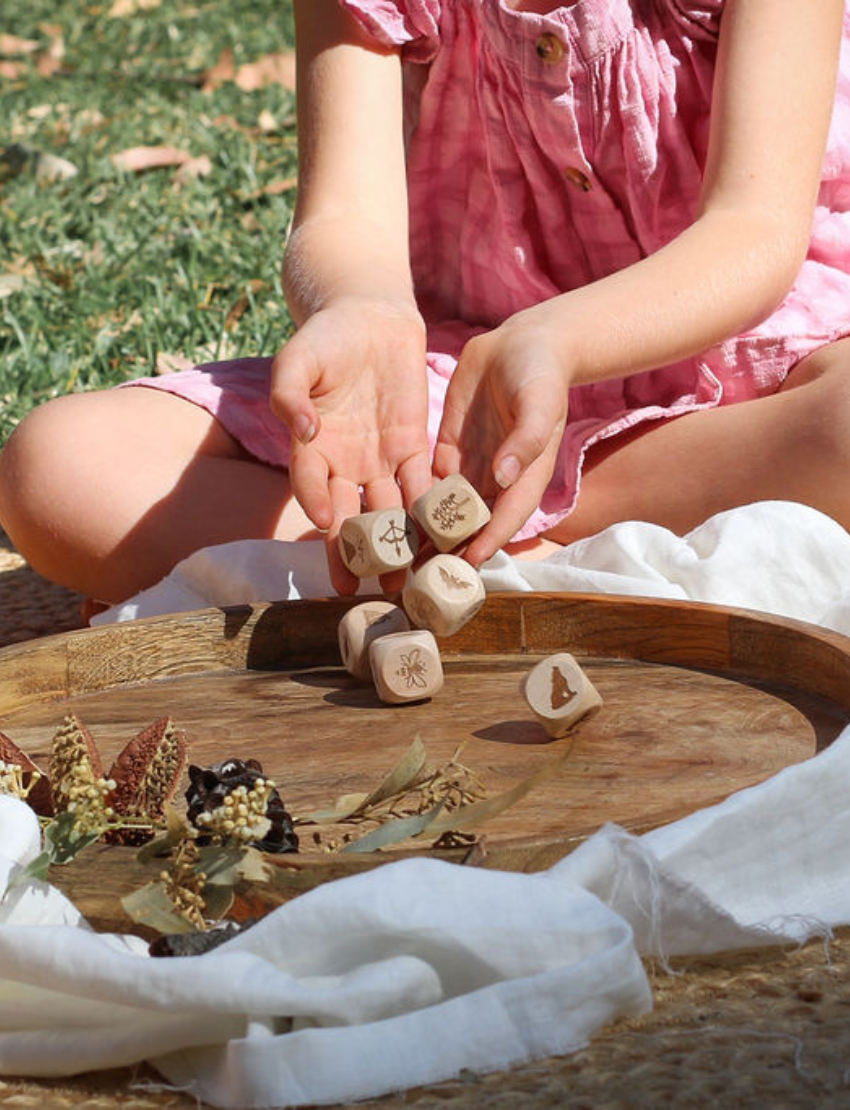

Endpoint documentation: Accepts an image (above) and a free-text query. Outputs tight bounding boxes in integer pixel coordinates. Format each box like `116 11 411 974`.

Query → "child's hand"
434 315 570 566
271 297 432 595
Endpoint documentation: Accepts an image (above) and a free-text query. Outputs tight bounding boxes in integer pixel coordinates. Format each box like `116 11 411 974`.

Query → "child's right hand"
270 296 432 595
434 312 571 567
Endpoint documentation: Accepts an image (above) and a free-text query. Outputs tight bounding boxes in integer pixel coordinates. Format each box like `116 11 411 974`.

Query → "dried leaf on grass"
202 48 296 93
173 154 212 188
0 34 41 56
155 351 195 375
111 145 193 173
109 0 162 15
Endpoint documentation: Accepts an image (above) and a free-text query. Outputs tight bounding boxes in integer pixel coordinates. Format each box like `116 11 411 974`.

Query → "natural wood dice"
368 629 444 704
338 509 419 577
337 601 410 681
410 474 491 553
402 553 486 638
521 652 603 738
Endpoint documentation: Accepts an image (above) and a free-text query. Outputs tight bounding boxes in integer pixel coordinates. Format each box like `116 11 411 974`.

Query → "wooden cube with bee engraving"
338 601 410 681
368 629 444 704
338 509 419 578
402 553 486 638
410 474 491 553
521 652 603 738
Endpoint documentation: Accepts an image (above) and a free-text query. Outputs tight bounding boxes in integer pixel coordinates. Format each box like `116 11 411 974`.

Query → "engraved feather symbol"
550 665 577 710
438 565 472 591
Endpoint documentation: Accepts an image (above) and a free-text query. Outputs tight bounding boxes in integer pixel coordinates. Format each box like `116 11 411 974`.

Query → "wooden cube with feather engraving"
338 601 410 681
521 653 603 738
402 553 486 638
338 509 419 577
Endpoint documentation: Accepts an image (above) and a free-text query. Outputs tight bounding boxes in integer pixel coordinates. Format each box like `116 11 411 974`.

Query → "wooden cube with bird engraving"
402 553 486 638
410 474 491 553
338 509 419 578
338 601 410 681
368 629 444 704
521 652 603 738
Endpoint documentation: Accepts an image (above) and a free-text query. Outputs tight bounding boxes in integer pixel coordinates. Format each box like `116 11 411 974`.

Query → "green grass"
0 0 297 442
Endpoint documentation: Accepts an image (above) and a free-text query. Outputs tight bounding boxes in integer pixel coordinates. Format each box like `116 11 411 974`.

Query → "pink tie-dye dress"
128 0 850 541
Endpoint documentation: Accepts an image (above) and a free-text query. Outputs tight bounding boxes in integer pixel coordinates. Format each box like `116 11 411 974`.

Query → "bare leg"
0 387 318 602
546 337 850 545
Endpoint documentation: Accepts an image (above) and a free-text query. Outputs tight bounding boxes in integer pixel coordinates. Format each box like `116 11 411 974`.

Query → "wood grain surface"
2 593 849 932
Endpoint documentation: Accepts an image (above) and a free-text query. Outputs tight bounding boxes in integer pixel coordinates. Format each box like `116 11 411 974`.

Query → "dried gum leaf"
341 801 446 855
419 749 574 840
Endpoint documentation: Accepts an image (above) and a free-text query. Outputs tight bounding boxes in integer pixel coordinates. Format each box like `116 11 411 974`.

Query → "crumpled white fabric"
2 498 849 1107
92 500 850 634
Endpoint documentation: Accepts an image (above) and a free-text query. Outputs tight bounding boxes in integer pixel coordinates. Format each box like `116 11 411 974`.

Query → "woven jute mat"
1 533 848 1108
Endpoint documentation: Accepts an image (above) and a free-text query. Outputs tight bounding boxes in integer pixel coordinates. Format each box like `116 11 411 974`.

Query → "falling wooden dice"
368 629 444 704
338 509 419 577
338 601 410 681
521 652 603 738
410 474 491 553
402 553 486 638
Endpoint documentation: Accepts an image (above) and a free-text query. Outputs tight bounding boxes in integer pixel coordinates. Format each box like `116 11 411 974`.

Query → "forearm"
533 205 808 387
283 0 415 326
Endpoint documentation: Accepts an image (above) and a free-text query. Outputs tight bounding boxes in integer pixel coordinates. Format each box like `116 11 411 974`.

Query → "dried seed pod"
49 714 106 812
185 758 298 854
105 717 188 844
0 729 53 816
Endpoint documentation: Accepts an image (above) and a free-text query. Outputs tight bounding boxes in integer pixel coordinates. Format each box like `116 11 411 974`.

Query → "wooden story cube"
338 509 419 578
410 474 491 553
369 629 444 704
521 653 603 738
402 553 486 638
337 601 410 681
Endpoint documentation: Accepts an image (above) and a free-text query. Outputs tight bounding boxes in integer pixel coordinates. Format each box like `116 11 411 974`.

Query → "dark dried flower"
185 758 298 854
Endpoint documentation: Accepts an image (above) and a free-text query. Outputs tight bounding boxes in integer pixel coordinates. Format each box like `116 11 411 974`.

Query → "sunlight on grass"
0 1 297 442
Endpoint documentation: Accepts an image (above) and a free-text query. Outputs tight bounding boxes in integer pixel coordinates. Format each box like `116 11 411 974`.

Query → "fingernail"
495 455 521 489
293 414 316 445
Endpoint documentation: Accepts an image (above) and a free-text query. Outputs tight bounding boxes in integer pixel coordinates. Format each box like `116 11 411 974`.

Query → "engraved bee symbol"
550 665 577 710
396 648 429 689
438 565 472 591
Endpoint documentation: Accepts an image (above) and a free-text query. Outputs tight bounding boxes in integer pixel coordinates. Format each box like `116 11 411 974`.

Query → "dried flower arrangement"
0 717 566 951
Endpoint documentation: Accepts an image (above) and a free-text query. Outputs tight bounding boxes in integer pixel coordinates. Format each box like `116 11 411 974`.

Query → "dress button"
535 33 564 64
564 166 592 192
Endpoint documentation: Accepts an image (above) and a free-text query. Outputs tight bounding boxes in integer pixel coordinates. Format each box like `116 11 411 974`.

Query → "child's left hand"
433 313 570 566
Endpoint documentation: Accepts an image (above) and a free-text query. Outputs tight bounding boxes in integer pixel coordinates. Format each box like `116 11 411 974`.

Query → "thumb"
270 331 322 446
492 371 566 490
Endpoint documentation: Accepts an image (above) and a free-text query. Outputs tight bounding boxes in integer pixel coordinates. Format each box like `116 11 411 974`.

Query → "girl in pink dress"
2 0 850 602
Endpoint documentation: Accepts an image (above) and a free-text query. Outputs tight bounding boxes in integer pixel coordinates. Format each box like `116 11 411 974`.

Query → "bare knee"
0 395 101 579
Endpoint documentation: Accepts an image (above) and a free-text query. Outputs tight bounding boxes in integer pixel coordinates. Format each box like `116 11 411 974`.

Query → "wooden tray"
2 592 850 932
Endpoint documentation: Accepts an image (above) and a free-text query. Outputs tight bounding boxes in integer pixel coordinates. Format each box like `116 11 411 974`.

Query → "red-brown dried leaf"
0 729 53 816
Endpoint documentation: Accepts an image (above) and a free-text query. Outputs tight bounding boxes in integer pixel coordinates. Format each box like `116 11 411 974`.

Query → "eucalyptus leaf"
121 881 197 935
135 803 189 863
196 842 248 886
43 811 100 865
420 752 572 840
341 800 445 854
202 882 235 922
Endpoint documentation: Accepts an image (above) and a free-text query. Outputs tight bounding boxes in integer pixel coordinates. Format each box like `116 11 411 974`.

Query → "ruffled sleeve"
339 0 441 62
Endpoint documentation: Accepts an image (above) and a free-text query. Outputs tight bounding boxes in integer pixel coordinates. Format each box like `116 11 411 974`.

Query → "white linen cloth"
0 499 848 1107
